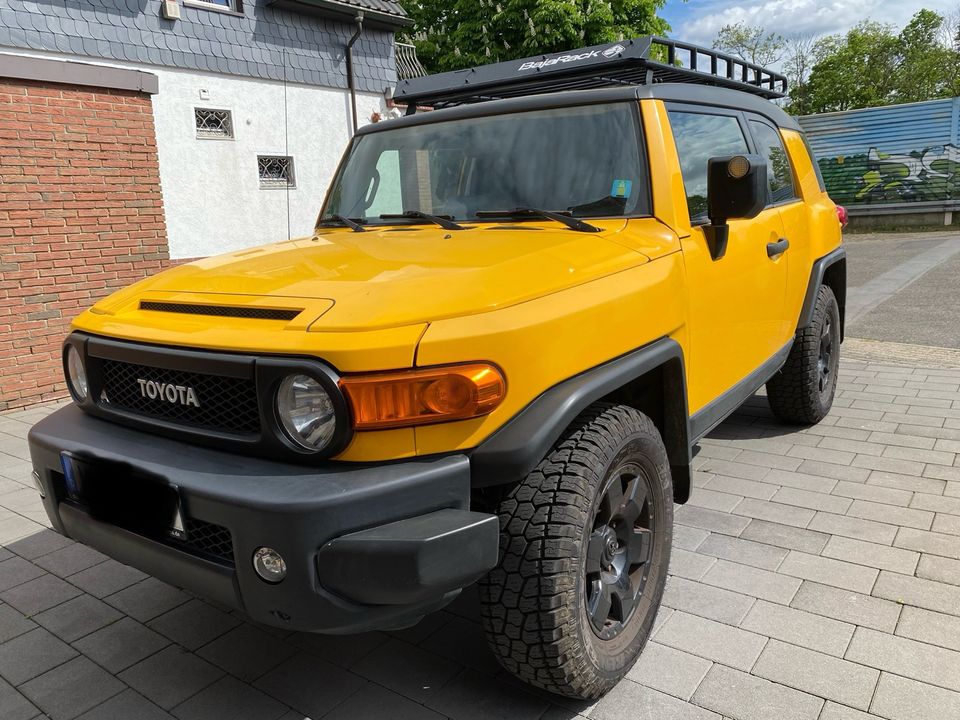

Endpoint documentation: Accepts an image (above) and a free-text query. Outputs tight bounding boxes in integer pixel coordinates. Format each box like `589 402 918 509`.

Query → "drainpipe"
346 12 364 135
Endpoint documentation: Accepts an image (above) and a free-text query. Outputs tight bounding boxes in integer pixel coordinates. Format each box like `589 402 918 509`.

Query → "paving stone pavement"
1 351 960 720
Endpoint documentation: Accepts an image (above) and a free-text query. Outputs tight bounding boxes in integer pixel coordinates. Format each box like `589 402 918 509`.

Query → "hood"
92 220 667 331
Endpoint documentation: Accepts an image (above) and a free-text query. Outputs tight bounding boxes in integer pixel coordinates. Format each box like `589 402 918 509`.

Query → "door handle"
767 238 790 258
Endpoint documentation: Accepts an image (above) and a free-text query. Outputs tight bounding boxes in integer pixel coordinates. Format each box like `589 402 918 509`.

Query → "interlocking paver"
753 639 879 710
352 639 461 703
871 672 960 720
172 676 288 720
32 594 122 643
253 652 366 718
821 535 920 575
692 664 823 720
654 611 767 671
0 675 38 720
147 599 240 652
0 573 82 617
807 511 898 544
894 526 960 559
831 480 913 506
695 533 787 571
198 625 297 683
873 570 960 615
739 600 855 657
592 677 720 720
700 558 802 604
73 617 169 674
0 601 36 643
916 553 960 585
896 606 960 652
846 499 933 531
626 642 712 701
732 498 816 528
739 519 830 554
770 486 853 514
790 581 900 633
662 576 755 626
778 551 879 594
119 645 223 710
75 689 173 720
846 626 960 692
20 656 125 720
0 626 77 686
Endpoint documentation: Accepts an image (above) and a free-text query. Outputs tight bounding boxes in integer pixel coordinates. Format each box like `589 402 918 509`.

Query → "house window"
195 108 234 139
258 156 295 188
186 0 242 11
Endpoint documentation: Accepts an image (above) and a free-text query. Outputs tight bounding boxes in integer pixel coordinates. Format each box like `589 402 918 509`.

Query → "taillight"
341 363 506 430
836 205 848 228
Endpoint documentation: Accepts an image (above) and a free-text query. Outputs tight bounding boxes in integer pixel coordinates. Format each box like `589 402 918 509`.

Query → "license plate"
60 452 187 540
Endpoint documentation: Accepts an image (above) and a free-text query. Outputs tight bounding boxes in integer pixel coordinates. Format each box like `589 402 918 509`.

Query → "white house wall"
151 66 383 258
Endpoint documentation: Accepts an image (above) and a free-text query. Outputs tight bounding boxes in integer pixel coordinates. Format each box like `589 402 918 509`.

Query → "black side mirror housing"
703 154 768 260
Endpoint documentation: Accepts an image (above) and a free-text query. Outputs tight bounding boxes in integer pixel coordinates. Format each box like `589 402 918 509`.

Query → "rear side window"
801 133 828 192
668 111 749 222
749 120 798 204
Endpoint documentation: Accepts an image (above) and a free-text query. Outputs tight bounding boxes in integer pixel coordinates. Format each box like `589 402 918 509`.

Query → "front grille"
177 518 235 564
139 301 301 321
99 359 260 435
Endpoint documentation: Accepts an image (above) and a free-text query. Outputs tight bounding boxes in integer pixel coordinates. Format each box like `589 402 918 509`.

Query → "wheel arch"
799 247 846 341
470 337 693 504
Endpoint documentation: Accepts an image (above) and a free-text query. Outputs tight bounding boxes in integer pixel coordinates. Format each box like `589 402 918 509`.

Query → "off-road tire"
478 402 673 699
766 284 841 424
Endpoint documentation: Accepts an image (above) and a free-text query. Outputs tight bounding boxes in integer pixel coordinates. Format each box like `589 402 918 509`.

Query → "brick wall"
0 79 170 411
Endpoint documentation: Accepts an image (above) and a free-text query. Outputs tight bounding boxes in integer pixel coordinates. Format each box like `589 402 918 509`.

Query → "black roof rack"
395 36 787 113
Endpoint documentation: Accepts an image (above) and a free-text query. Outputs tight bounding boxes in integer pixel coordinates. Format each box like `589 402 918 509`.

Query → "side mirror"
704 154 768 260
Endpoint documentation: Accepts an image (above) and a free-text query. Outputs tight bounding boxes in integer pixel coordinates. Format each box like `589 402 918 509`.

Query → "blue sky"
661 0 958 46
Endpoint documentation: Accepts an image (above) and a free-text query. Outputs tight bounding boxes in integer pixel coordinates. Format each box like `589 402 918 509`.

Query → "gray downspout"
346 12 364 135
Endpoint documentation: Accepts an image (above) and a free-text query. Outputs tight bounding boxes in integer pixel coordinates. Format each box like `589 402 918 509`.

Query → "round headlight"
66 345 88 401
276 374 337 451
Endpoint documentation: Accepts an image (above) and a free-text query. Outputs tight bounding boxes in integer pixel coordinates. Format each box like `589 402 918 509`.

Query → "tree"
712 22 785 67
782 34 816 116
804 10 960 113
398 0 670 73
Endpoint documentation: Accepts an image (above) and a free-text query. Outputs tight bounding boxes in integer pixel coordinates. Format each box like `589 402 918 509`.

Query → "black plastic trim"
28 405 481 633
798 247 847 336
471 338 690 491
317 509 499 605
689 340 793 442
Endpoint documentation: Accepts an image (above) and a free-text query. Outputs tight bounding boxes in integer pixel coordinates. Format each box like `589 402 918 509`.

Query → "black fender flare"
798 247 846 338
470 337 692 503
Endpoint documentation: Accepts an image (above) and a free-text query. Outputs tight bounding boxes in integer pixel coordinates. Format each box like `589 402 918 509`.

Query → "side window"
750 120 798 204
667 111 750 221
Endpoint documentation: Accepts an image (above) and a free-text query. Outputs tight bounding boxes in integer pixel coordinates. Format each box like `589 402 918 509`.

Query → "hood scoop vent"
139 301 302 321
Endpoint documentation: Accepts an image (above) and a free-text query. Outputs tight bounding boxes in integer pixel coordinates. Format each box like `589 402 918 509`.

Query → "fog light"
253 547 287 583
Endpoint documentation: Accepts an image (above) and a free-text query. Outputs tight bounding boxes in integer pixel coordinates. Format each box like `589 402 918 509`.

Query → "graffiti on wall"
817 143 960 205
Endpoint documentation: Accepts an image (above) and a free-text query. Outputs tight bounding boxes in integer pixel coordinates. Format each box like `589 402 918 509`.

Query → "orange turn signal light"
340 363 506 430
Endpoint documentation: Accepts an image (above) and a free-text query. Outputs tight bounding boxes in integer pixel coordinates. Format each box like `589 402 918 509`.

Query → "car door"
665 105 790 418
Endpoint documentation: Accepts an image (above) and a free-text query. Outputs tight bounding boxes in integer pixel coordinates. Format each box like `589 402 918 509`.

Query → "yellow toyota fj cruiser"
29 37 846 699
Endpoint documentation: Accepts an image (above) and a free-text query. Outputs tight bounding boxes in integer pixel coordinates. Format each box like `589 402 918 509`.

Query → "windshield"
321 103 650 226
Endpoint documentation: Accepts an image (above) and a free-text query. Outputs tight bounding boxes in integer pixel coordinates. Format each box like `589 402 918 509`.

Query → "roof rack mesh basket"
395 36 787 113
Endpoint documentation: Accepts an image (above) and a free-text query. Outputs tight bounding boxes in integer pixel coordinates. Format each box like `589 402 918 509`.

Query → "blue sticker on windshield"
611 179 632 198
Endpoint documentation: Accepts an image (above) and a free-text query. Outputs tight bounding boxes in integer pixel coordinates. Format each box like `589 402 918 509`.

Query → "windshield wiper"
474 208 602 233
380 210 466 231
320 215 367 232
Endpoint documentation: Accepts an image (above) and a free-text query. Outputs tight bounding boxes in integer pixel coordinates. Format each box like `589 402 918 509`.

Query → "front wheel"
478 403 673 699
766 284 841 425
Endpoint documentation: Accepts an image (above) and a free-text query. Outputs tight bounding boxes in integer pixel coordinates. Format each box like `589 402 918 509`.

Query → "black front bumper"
28 405 498 633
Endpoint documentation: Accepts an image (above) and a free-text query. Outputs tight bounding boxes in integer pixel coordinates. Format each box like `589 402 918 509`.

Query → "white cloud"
675 0 958 45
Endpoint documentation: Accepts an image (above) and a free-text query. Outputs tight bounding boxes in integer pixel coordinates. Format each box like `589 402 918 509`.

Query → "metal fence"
798 97 960 213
